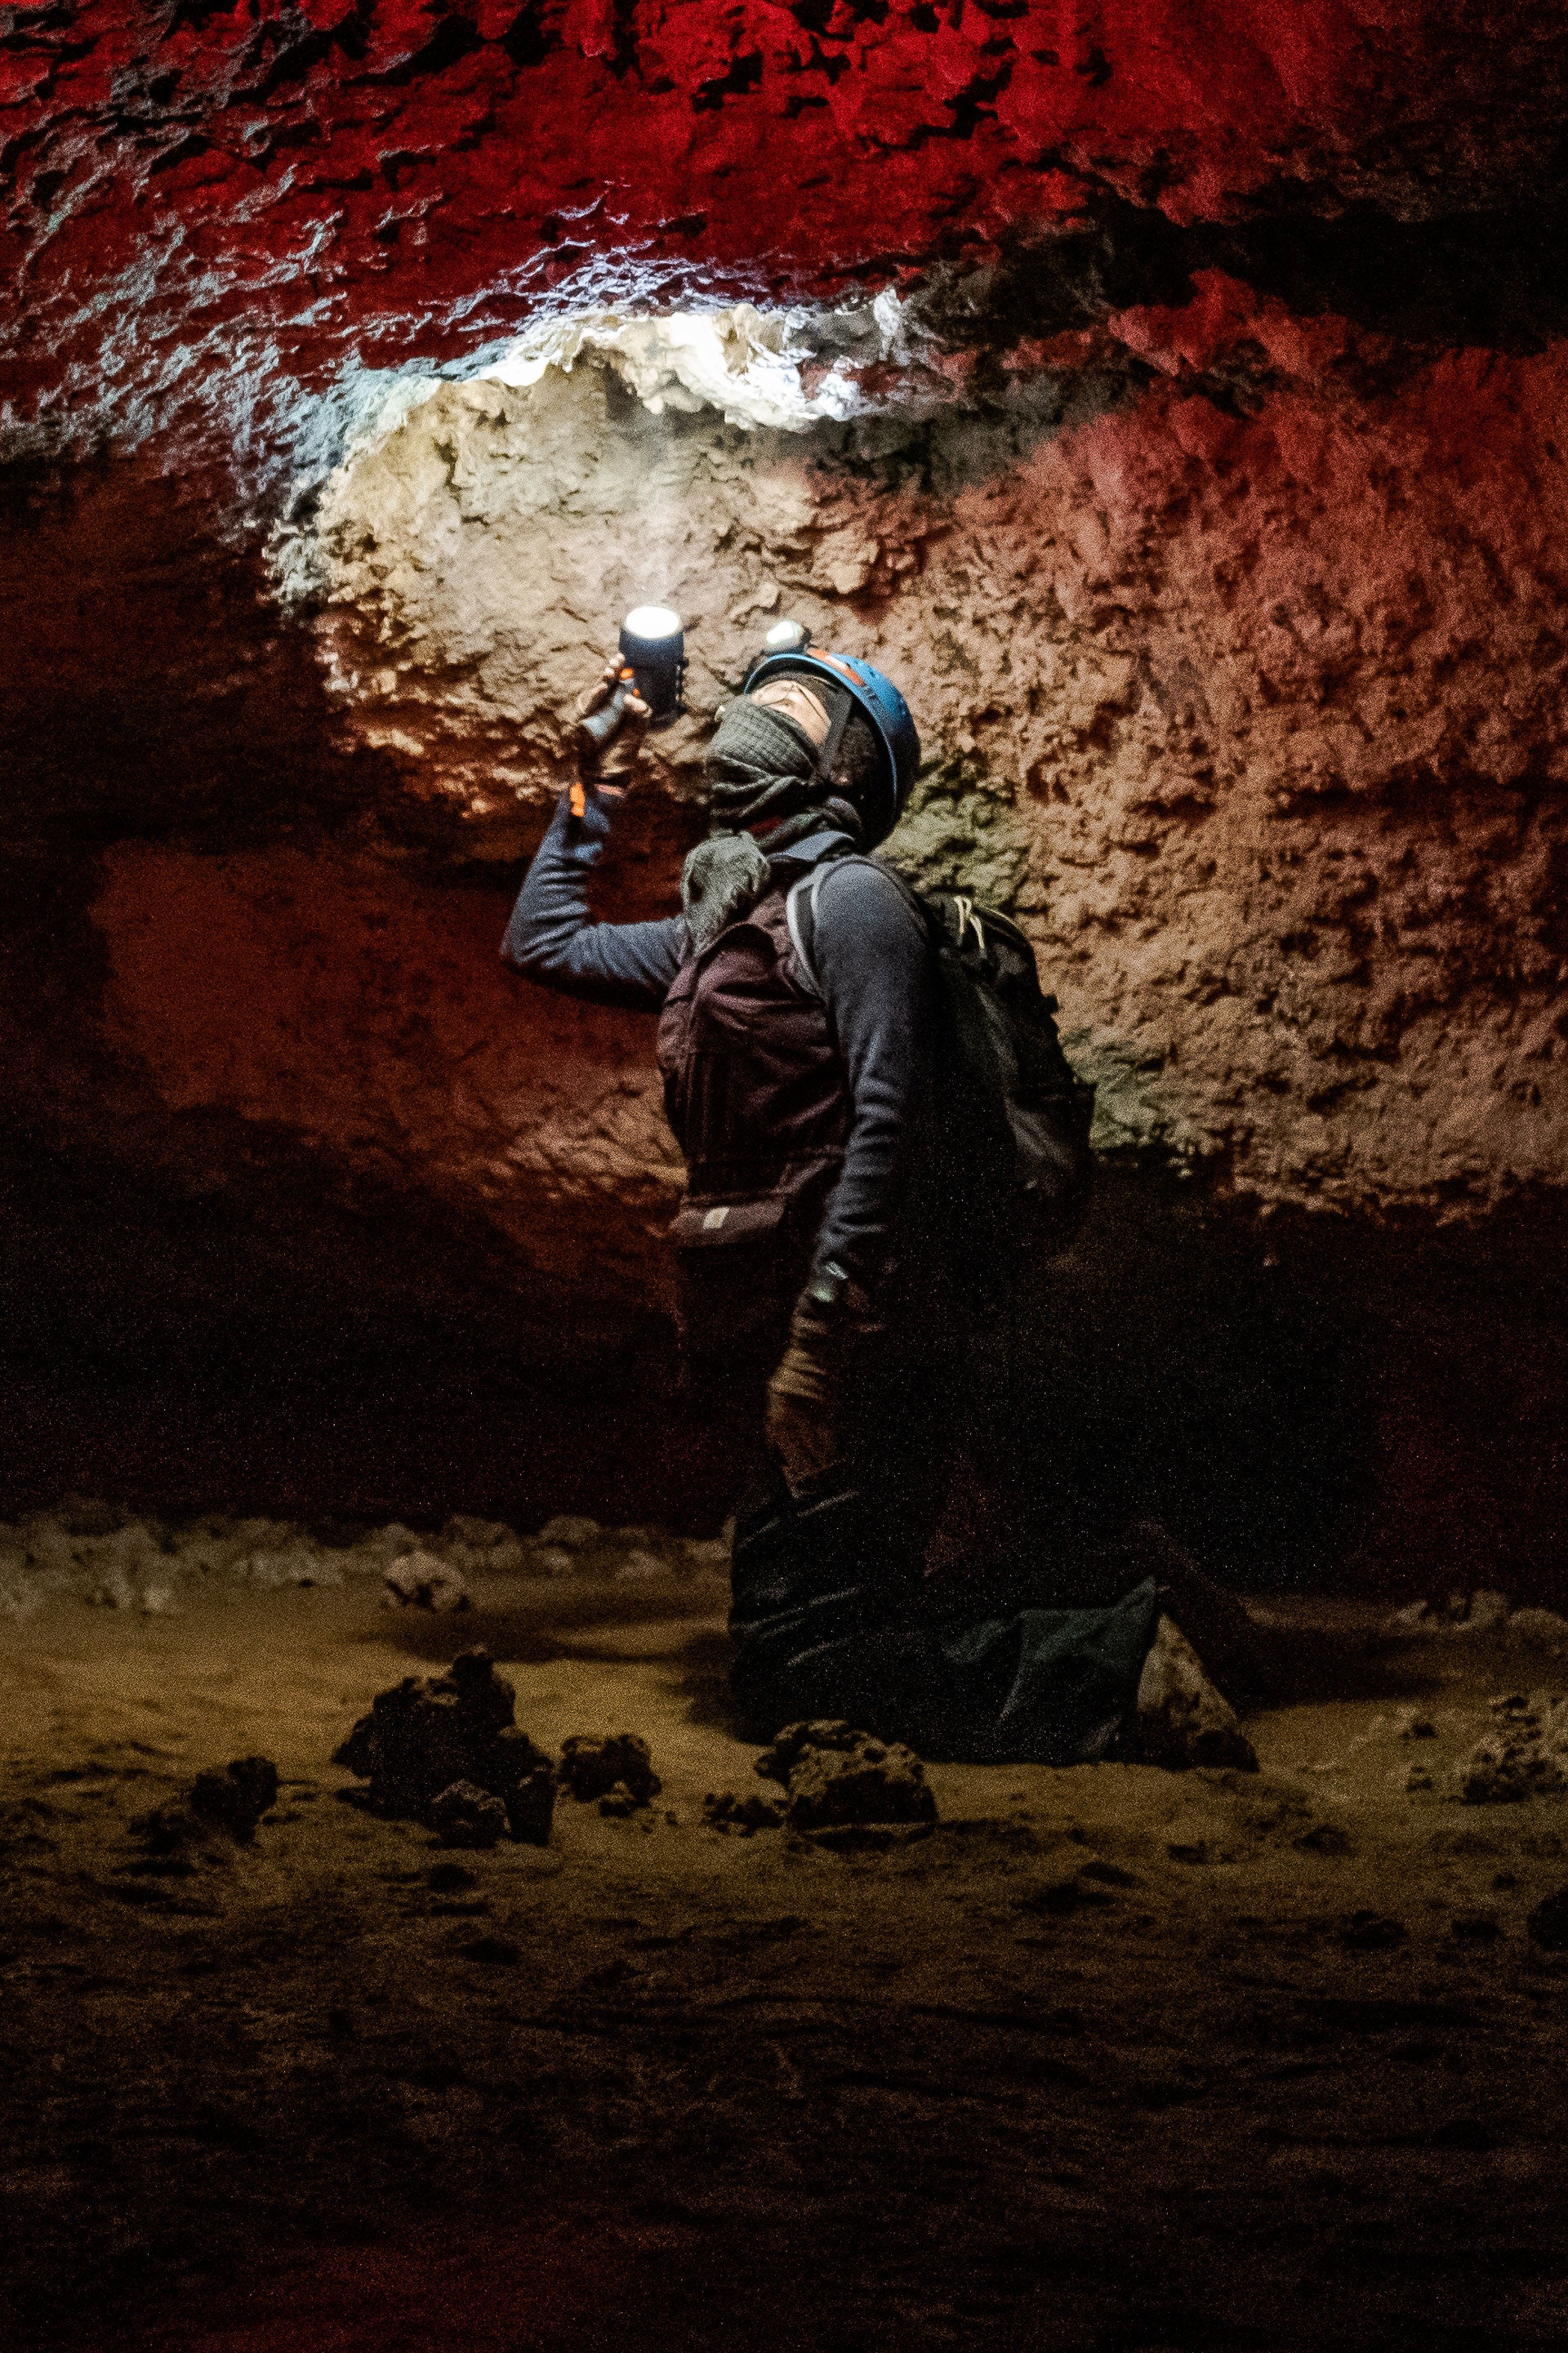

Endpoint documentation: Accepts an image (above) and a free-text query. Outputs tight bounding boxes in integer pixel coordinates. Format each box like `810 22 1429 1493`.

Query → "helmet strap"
813 684 854 796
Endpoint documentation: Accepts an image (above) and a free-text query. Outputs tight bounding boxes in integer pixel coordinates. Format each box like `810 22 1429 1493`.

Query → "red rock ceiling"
5 1 1567 451
4 1 1568 1569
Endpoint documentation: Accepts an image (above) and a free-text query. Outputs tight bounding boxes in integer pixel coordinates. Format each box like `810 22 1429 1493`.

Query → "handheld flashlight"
579 604 687 755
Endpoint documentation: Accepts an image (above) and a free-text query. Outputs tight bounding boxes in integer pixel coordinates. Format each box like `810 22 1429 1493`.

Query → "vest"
657 883 849 1224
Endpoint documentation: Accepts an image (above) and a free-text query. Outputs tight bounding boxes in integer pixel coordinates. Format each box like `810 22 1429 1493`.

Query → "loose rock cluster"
0 1500 728 1623
1456 1691 1568 1805
335 1656 676 1844
134 1754 282 1853
1391 1592 1568 1646
706 1722 938 1844
335 1649 556 1847
557 1734 662 1818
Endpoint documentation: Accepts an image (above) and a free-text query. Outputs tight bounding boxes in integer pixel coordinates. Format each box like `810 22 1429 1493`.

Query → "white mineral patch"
477 297 906 429
340 296 915 470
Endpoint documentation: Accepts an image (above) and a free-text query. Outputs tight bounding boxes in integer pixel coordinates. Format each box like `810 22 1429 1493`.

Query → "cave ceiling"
4 1 1567 475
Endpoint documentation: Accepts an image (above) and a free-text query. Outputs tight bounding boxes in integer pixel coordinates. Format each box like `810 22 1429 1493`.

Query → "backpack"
786 856 1096 1287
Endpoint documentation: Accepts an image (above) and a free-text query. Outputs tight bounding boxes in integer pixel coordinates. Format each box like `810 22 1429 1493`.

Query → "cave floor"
4 1570 1568 2353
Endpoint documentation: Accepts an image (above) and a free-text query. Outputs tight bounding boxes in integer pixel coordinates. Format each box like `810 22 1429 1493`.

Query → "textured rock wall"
253 317 1568 1256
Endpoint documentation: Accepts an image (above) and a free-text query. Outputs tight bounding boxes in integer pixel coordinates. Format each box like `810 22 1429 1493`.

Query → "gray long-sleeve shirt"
501 787 933 1290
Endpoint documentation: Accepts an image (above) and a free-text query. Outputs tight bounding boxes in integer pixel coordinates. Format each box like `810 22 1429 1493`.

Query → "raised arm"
501 782 687 1012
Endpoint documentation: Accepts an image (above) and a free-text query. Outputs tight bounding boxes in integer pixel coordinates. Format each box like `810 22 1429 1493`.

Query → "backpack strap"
784 864 831 996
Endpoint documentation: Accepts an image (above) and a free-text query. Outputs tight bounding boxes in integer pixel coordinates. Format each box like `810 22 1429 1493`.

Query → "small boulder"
537 1516 601 1551
1508 1608 1568 1646
1339 1910 1407 1952
755 1722 937 1836
784 1738 938 1834
1457 1736 1535 1803
382 1551 470 1612
430 1780 508 1849
131 1803 202 1854
755 1720 866 1785
558 1733 661 1807
333 1649 555 1844
189 1755 280 1843
1456 1705 1568 1803
505 1766 557 1847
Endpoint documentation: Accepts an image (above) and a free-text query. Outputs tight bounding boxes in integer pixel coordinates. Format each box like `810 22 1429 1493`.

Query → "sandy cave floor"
5 1562 1568 2353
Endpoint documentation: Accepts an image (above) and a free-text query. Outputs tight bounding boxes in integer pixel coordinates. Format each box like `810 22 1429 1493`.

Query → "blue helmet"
745 648 920 843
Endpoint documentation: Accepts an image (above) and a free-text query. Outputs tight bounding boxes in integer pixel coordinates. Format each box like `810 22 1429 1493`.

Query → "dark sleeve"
808 860 935 1292
501 787 687 1011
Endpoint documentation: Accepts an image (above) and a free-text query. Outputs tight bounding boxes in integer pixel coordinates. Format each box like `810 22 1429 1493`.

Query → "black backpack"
786 856 1096 1286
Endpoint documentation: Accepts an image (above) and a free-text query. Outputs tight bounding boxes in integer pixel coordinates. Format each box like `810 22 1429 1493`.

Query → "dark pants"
694 1259 1161 1764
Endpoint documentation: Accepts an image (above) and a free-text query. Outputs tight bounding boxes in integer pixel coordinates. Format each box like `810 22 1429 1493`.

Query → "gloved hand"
766 1284 861 1496
573 659 649 796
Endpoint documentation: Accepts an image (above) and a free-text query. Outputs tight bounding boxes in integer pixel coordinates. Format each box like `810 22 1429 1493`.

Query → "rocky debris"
528 1518 728 1584
1018 1869 1119 1918
558 1734 661 1810
382 1551 470 1612
1455 1691 1568 1803
538 1516 602 1552
1133 1616 1259 1772
429 1780 508 1850
335 1649 557 1844
1449 1912 1502 1942
131 1803 204 1856
0 1501 725 1620
755 1722 938 1837
1391 1593 1568 1644
439 1517 528 1579
1397 1712 1437 1740
457 1936 522 1967
1527 1888 1568 1950
131 1754 281 1852
500 1749 558 1846
427 1861 477 1892
703 1791 785 1835
1509 1610 1568 1644
190 1755 281 1842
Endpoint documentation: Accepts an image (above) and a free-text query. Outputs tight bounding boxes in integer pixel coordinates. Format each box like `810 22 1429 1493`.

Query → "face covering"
679 695 864 952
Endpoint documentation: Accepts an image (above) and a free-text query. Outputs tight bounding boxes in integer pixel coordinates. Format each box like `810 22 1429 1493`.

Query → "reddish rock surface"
5 2 1567 462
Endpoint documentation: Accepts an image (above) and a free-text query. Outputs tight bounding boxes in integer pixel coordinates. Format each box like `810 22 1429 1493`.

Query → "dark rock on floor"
1527 1887 1568 1950
755 1721 938 1835
558 1733 661 1808
430 1780 508 1849
703 1792 785 1834
335 1648 556 1842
